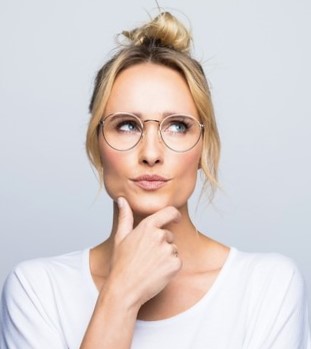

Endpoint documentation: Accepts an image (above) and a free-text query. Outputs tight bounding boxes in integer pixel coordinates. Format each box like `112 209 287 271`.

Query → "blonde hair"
86 11 220 196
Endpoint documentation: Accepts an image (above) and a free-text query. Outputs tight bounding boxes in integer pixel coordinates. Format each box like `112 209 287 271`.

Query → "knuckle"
155 229 166 243
166 206 180 218
141 218 155 232
166 230 174 243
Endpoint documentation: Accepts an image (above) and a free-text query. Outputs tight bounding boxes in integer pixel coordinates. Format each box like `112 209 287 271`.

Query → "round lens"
160 115 203 152
102 113 143 151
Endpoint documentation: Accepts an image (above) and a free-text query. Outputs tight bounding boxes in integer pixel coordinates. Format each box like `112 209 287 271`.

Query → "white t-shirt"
0 247 310 349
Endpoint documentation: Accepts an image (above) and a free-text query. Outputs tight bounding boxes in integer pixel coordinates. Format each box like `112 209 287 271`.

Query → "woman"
1 11 310 349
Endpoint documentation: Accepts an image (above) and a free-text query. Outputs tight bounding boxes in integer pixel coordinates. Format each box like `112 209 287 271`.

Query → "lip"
131 175 170 191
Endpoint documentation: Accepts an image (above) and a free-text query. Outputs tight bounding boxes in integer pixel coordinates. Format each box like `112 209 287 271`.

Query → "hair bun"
122 12 192 53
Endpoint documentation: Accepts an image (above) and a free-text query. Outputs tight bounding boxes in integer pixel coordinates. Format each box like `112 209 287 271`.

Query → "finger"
147 206 181 229
115 197 134 243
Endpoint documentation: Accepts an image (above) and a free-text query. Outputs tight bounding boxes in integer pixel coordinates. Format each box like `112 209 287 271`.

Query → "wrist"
98 277 141 317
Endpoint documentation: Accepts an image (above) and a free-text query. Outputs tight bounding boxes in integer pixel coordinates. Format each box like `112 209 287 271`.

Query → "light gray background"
1 0 310 320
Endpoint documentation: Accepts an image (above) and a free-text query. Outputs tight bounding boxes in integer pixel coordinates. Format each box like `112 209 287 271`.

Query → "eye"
168 121 188 133
108 114 142 134
118 120 140 132
162 116 192 134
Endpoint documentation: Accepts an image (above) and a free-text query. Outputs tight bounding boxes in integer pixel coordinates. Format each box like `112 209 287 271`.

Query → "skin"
80 63 229 348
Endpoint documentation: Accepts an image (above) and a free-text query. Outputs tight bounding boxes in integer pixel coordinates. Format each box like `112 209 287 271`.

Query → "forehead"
104 63 198 118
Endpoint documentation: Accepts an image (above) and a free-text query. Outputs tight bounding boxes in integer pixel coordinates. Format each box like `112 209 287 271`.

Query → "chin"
108 184 191 217
128 193 187 218
130 200 169 217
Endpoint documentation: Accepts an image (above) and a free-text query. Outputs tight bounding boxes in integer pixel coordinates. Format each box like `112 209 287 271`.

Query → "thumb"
115 197 134 243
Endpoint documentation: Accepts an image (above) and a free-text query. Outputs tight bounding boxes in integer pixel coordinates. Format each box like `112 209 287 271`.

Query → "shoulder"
231 248 308 310
2 249 89 300
232 248 303 281
228 250 311 346
11 249 86 277
1 250 92 346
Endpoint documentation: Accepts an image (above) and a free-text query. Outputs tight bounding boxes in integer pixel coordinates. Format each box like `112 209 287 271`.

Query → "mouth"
131 175 170 191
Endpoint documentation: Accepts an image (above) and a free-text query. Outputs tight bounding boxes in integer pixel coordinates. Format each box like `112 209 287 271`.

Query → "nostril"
142 158 161 165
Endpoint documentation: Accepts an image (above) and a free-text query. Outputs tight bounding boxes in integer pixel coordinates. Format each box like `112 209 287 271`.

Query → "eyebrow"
129 111 181 119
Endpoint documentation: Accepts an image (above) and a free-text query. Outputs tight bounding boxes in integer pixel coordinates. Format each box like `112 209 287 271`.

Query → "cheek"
178 143 202 173
100 149 119 174
99 136 125 174
180 155 200 183
99 143 128 198
173 146 202 187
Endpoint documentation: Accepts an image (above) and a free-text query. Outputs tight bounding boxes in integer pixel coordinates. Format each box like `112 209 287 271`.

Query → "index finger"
146 206 181 229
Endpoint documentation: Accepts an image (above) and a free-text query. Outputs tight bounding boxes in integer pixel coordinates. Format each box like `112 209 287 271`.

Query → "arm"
80 197 182 348
79 281 139 348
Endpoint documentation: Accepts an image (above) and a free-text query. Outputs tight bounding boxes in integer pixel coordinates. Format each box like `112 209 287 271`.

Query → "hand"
108 197 182 309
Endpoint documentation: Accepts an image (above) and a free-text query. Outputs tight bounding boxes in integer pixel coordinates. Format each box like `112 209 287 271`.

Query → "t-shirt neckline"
135 246 237 327
83 246 237 327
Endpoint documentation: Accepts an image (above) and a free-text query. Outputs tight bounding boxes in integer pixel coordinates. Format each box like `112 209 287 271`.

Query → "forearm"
80 286 139 349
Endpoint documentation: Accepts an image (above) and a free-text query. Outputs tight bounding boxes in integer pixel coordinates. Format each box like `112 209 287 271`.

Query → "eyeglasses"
99 112 204 152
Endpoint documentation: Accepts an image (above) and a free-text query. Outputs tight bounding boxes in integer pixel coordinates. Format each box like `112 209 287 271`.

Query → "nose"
139 121 163 166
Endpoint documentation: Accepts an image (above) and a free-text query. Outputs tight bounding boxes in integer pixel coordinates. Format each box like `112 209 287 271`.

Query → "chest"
132 290 247 349
137 268 220 321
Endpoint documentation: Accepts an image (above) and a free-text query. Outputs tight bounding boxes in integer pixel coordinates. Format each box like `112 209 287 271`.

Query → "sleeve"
243 255 311 349
0 264 67 349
